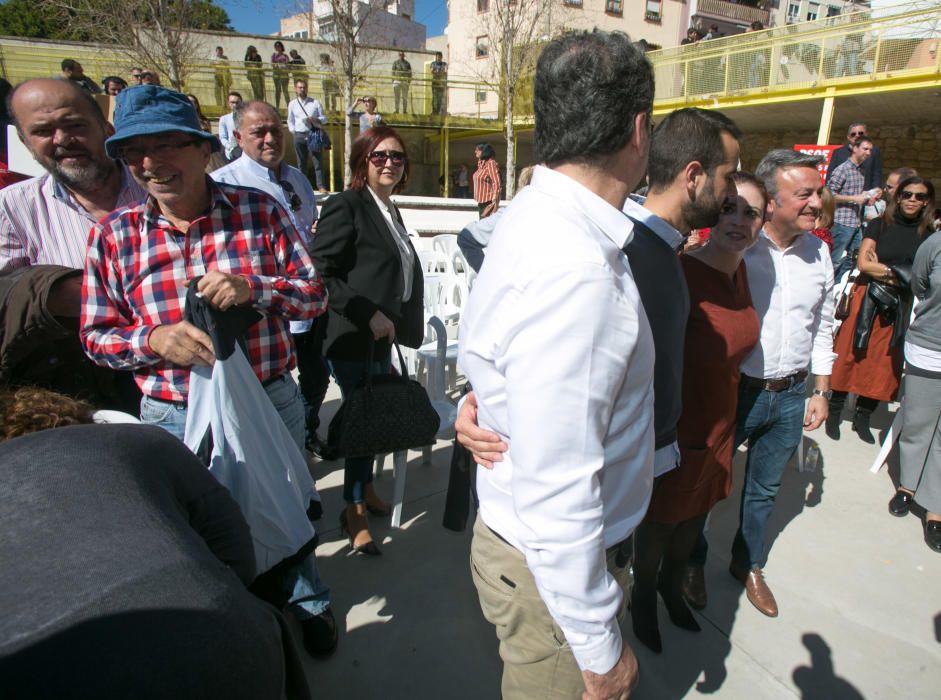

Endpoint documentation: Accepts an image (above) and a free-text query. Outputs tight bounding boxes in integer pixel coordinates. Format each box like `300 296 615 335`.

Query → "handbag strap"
364 336 411 389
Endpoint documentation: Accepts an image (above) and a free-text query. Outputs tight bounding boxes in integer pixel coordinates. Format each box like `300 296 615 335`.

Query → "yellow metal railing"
1 3 939 125
0 40 497 123
647 5 941 108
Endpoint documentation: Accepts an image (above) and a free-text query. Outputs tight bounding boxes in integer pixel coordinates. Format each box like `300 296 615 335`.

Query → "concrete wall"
739 122 941 185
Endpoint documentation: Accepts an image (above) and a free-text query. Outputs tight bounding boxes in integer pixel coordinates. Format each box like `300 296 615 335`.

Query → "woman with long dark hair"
245 45 266 101
310 126 424 555
827 176 936 443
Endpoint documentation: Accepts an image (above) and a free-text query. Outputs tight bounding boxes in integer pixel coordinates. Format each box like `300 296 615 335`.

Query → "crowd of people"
1 27 939 700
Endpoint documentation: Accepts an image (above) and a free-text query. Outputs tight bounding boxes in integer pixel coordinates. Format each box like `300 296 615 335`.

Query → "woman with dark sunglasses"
310 126 424 555
827 176 936 444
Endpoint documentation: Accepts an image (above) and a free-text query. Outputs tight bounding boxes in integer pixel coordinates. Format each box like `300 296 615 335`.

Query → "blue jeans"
830 223 862 280
731 380 806 569
328 355 392 504
141 375 329 616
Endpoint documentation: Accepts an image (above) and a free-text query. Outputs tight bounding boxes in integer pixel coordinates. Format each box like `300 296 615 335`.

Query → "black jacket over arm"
311 188 424 361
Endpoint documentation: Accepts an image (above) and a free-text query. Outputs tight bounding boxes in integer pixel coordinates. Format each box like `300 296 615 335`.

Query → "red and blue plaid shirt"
81 179 327 402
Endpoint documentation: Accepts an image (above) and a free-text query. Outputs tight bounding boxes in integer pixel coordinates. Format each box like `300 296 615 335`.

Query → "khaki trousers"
470 516 631 699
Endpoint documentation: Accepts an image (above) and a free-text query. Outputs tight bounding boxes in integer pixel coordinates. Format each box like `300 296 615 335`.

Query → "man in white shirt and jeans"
458 31 654 700
688 149 835 617
286 79 327 191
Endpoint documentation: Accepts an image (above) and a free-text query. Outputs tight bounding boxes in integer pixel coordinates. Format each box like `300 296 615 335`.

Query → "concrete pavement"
299 392 941 699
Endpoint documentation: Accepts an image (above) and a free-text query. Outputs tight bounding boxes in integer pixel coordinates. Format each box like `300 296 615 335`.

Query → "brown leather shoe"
730 565 778 617
682 565 707 610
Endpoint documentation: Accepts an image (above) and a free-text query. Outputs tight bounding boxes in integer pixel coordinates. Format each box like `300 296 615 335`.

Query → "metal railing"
696 0 770 26
1 2 939 124
0 39 499 123
647 5 941 107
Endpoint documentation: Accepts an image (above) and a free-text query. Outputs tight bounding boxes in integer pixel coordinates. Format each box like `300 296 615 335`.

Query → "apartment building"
446 0 693 118
281 0 426 49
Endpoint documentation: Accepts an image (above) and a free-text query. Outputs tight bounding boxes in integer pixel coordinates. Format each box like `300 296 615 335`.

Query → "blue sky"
217 1 448 38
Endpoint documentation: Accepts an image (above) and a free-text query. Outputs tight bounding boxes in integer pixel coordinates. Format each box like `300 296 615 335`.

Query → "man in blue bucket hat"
79 85 338 657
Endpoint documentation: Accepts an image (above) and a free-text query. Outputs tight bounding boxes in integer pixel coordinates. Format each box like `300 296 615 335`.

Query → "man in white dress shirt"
286 79 328 190
458 31 654 699
217 91 242 162
212 100 331 454
689 149 835 618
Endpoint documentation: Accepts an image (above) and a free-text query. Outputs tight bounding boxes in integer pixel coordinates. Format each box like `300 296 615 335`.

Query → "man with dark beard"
620 107 741 484
0 78 146 272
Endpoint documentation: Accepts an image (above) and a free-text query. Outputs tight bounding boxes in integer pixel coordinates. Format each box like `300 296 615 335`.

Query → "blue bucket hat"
105 85 221 159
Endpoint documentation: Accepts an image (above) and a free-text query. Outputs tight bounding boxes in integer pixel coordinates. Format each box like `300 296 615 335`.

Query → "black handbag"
327 340 440 458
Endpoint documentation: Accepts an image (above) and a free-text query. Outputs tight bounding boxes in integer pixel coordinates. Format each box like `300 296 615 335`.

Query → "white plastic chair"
432 233 460 263
869 409 902 474
418 249 449 275
424 273 461 327
375 316 457 528
452 248 476 289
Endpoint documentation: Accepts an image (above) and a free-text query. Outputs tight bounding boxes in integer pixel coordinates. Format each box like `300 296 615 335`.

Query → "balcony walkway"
303 383 940 698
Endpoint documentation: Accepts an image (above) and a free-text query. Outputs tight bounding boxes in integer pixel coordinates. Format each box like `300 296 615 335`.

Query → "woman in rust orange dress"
826 176 936 443
631 172 764 654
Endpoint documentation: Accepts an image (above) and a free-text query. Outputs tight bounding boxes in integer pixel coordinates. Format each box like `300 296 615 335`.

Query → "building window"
477 0 489 12
476 36 490 59
475 91 488 103
807 2 819 21
827 5 841 17
645 0 662 22
563 0 583 7
606 0 623 15
786 2 800 23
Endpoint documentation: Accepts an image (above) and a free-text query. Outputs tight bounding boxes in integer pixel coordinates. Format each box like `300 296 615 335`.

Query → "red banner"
793 144 843 180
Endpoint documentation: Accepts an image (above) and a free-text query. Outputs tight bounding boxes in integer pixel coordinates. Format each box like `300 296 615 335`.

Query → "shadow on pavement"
792 633 865 700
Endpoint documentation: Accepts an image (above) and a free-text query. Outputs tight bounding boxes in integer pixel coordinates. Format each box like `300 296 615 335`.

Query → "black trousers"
292 321 331 435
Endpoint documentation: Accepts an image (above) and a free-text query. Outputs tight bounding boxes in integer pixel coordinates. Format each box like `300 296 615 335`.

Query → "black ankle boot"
825 411 841 440
629 585 662 653
657 573 701 633
852 409 875 444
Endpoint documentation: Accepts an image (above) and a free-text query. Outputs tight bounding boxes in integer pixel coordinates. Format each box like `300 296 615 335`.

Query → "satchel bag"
306 126 331 153
328 340 440 458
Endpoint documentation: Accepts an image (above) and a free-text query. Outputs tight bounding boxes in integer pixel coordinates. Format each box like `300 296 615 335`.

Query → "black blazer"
311 188 424 361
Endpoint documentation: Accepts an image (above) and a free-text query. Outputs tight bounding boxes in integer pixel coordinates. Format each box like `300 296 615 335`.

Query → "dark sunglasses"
900 190 929 202
279 180 302 211
849 131 865 137
368 150 407 167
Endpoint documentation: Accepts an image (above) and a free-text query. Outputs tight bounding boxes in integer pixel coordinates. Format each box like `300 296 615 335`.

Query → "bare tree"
318 0 382 184
39 0 230 90
474 0 553 198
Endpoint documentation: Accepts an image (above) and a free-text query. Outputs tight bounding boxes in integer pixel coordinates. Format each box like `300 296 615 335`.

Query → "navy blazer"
311 188 424 361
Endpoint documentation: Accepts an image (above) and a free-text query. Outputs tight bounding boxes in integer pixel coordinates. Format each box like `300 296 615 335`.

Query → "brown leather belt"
740 369 808 393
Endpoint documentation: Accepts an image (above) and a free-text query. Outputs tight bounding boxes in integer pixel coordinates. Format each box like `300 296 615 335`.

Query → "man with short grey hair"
687 149 835 618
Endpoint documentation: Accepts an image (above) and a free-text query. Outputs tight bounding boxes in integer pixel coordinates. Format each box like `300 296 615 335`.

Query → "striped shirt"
473 158 501 206
0 165 147 272
828 158 865 228
81 179 328 402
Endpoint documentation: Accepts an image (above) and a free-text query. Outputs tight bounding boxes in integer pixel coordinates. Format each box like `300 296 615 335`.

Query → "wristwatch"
812 389 833 400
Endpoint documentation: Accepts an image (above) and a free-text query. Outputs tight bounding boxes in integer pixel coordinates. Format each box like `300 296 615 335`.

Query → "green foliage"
0 0 233 40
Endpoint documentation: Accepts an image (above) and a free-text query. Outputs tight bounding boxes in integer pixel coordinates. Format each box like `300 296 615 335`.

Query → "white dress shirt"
217 112 240 161
459 166 655 674
621 196 683 477
287 96 327 135
211 154 318 333
740 229 836 379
